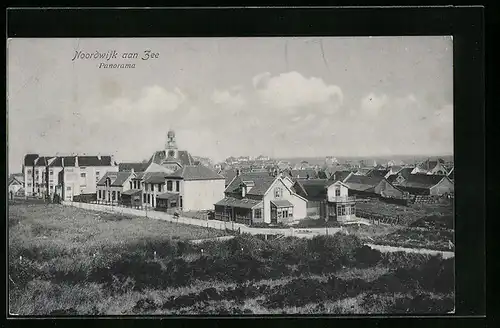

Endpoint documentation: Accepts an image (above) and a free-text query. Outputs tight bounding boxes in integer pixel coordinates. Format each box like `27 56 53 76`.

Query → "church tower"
165 130 178 158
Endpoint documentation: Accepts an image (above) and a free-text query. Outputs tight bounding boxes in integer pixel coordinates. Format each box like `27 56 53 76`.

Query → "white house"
96 171 136 204
214 172 307 225
8 174 24 198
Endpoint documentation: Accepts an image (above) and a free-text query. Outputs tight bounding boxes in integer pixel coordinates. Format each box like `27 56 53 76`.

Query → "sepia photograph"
7 36 455 316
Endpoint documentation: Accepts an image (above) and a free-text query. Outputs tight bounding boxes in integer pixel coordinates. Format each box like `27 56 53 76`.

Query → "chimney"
131 168 135 174
236 169 240 177
75 155 79 167
97 153 101 161
241 184 246 198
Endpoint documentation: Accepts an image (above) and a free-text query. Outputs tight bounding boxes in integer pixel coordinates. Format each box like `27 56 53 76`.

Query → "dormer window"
274 187 282 198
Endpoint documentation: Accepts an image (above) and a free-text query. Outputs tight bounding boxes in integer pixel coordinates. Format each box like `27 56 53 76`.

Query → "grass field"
8 201 454 315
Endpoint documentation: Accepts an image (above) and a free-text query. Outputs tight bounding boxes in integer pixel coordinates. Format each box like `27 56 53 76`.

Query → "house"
140 171 171 208
221 168 239 188
325 181 357 223
118 162 149 172
397 173 454 195
288 169 319 180
366 169 390 178
384 165 403 178
386 167 414 185
373 179 407 199
411 159 448 175
214 172 307 225
9 174 24 198
344 175 385 196
50 155 118 201
156 164 226 212
96 171 136 204
292 179 331 218
292 179 357 222
328 171 353 183
353 168 374 176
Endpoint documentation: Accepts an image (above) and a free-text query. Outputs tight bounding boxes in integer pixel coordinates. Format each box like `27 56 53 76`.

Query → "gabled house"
96 171 136 204
155 164 226 212
9 174 24 198
384 165 403 178
397 173 454 195
411 159 448 175
366 169 390 178
353 168 374 176
328 171 353 183
344 175 384 196
386 167 414 186
214 172 307 225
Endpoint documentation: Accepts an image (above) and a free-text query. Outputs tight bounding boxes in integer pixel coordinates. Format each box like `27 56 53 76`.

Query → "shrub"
353 246 383 267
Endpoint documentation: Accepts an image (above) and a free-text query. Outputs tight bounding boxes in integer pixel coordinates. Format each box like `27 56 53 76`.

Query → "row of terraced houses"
20 130 453 226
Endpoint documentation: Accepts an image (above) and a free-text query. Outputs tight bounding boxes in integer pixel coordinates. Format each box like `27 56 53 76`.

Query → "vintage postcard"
7 36 454 315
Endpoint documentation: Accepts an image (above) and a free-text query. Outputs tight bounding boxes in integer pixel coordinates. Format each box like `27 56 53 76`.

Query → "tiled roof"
34 156 53 166
225 172 276 196
398 167 414 180
294 179 331 200
328 171 352 183
290 169 318 179
149 150 195 167
170 165 225 181
221 169 238 185
344 175 384 192
78 156 113 166
157 192 179 200
24 154 39 166
215 197 262 209
122 189 142 196
386 174 398 183
271 200 294 208
143 172 171 184
367 169 390 178
97 172 134 186
48 156 76 167
119 162 150 172
398 173 447 189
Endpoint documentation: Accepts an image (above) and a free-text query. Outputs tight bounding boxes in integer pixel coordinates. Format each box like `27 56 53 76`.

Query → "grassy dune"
8 201 454 315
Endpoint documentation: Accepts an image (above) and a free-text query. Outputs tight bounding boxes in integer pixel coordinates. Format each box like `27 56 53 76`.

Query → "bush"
353 246 383 267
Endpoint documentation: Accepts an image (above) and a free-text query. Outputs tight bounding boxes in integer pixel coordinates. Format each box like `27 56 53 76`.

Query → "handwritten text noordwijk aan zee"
71 50 160 68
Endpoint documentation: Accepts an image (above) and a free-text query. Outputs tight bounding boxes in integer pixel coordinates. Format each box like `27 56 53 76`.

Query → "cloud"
211 88 246 108
253 71 343 113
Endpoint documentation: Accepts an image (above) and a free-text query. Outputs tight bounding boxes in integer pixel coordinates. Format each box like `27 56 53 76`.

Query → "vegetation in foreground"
9 202 454 315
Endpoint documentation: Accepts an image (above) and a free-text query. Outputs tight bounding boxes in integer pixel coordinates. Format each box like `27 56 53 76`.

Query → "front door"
271 205 277 224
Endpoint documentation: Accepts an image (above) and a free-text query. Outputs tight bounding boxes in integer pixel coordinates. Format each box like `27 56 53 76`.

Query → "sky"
7 36 453 173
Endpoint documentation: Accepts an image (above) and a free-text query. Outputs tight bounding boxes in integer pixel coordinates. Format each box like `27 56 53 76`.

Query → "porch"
156 192 181 212
324 198 357 223
120 189 142 207
214 197 263 225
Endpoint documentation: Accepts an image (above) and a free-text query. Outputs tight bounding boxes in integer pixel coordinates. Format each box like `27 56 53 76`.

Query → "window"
96 171 100 176
143 194 147 203
98 190 102 199
158 184 163 192
49 170 54 176
176 181 180 192
66 186 71 191
283 209 289 218
289 207 293 217
254 208 262 219
274 187 282 198
170 200 177 208
27 169 32 175
27 183 32 187
112 191 116 200
150 184 154 192
81 172 86 178
277 210 283 219
130 181 133 189
50 186 54 190
335 188 341 197
117 191 120 199
147 194 151 204
341 205 346 216
167 181 173 191
180 197 183 208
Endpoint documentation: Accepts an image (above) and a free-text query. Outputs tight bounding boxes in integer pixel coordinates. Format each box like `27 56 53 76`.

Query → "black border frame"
4 6 486 327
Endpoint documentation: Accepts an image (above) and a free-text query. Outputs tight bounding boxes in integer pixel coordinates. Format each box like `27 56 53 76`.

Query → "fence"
355 209 402 226
411 194 453 205
61 201 341 238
